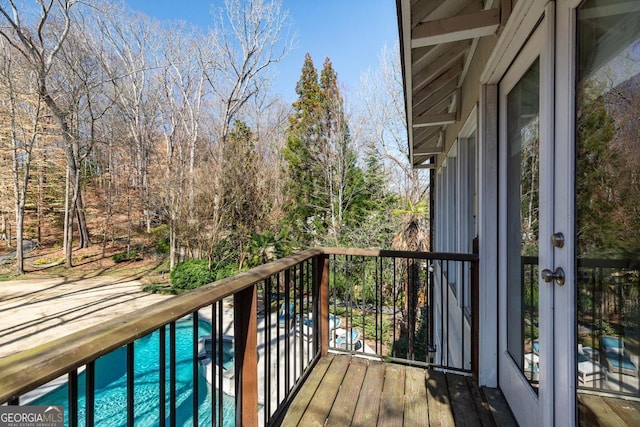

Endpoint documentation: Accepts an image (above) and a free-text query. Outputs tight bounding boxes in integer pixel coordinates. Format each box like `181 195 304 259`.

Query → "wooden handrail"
321 247 478 261
0 247 477 404
0 248 323 403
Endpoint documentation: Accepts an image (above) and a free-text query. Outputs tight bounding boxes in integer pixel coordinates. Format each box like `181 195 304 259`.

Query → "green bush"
170 259 217 290
112 251 140 263
150 224 168 236
151 225 170 254
155 237 170 254
215 263 238 281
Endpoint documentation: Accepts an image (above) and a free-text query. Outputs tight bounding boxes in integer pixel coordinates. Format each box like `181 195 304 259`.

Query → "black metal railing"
0 248 479 426
521 256 540 387
576 257 640 397
520 256 639 397
323 248 478 374
0 249 324 427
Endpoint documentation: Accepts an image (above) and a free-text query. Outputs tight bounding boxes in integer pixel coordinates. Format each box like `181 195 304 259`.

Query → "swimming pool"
32 317 235 426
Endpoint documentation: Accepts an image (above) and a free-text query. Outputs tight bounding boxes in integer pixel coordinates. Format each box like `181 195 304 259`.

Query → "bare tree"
209 0 296 144
96 7 163 235
156 25 211 269
0 39 43 273
0 0 96 267
197 0 294 265
244 94 290 227
357 43 428 204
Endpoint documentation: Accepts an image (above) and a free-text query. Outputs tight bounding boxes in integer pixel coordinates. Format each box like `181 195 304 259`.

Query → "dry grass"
0 239 169 283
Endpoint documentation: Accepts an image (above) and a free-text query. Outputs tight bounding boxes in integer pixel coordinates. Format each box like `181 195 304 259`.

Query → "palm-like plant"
391 199 429 360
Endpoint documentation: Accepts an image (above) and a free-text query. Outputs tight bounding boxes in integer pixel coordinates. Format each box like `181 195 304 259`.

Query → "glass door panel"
498 12 553 424
576 0 640 401
506 60 541 390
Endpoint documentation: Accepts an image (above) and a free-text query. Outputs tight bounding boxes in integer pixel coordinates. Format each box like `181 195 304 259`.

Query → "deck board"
466 378 497 427
404 365 429 427
447 373 482 427
281 354 512 426
426 369 455 427
351 359 386 426
379 363 405 427
282 355 640 426
280 354 334 426
481 387 518 427
297 355 350 426
325 356 367 426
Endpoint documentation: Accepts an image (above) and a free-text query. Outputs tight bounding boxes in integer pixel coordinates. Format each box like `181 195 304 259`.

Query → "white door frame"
478 0 552 391
480 1 580 425
497 6 555 426
553 1 580 426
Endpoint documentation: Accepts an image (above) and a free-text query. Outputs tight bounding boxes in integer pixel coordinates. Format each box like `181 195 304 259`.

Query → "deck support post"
472 237 480 381
234 284 258 427
314 254 330 356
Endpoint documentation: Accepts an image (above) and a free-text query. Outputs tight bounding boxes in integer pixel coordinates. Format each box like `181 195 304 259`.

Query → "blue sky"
124 0 399 101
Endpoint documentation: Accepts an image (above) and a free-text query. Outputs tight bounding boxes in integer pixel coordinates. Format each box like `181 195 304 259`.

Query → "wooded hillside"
0 0 429 278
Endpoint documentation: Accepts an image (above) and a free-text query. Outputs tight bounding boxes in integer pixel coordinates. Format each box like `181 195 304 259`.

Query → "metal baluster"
192 314 199 427
159 326 166 427
127 342 135 427
86 361 95 427
170 322 176 427
68 369 78 427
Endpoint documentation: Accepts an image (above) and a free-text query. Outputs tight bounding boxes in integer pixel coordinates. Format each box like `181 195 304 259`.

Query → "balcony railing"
0 248 478 426
323 248 478 374
522 256 640 397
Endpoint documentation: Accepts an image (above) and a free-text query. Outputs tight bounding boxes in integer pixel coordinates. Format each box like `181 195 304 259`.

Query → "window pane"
576 0 640 399
506 59 540 391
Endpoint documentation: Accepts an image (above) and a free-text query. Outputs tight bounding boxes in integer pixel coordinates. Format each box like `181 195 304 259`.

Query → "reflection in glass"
506 60 540 390
576 0 640 399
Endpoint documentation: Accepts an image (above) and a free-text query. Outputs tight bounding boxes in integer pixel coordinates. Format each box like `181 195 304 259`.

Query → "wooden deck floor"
280 354 517 426
579 394 640 427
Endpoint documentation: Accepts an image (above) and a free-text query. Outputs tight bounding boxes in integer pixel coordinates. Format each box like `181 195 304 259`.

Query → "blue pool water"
32 318 235 426
203 336 234 371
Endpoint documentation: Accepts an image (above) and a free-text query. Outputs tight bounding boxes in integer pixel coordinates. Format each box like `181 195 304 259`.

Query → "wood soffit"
401 0 502 168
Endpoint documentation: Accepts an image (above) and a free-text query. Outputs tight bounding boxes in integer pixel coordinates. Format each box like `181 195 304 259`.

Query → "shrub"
155 237 170 254
142 284 178 295
112 251 140 263
215 263 238 281
170 259 217 290
151 225 170 254
150 224 169 237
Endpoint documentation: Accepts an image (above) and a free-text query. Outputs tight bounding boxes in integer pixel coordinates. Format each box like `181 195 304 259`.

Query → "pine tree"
283 54 394 248
221 120 262 267
282 53 324 245
576 87 617 257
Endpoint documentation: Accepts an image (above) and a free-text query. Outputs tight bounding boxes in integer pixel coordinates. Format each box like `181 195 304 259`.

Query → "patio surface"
0 276 171 359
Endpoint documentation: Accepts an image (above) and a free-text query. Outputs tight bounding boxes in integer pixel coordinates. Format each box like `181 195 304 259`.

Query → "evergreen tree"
282 53 324 244
221 120 262 266
283 53 395 248
341 144 398 248
576 88 617 257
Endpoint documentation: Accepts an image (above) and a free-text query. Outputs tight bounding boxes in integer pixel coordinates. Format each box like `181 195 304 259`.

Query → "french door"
498 5 563 426
497 1 640 425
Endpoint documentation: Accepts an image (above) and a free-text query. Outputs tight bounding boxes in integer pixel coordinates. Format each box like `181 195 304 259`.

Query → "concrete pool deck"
0 276 171 360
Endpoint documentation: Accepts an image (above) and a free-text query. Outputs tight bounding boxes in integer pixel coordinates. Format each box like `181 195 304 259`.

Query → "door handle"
541 267 565 286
